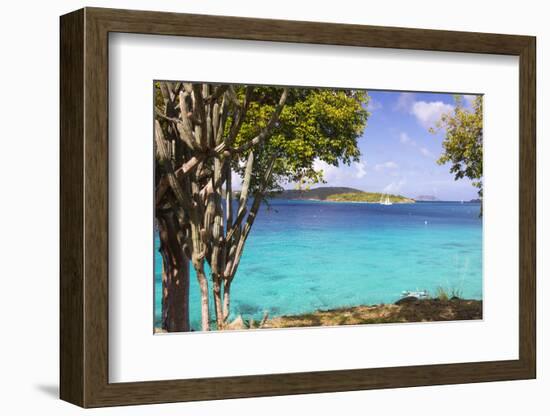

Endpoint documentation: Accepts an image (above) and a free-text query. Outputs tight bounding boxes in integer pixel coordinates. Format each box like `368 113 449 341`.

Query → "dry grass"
154 298 482 332
262 298 482 329
435 286 464 301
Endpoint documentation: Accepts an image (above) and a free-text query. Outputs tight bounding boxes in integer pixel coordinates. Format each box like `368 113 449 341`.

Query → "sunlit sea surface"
154 200 482 330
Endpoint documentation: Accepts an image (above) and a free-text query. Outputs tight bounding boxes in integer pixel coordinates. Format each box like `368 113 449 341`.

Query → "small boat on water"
379 194 393 205
401 290 429 299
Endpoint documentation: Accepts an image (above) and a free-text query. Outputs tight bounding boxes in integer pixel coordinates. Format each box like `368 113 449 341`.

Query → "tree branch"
225 161 233 241
155 105 197 150
225 86 254 146
158 81 174 103
192 84 208 150
154 120 194 212
177 91 199 149
205 85 229 104
236 151 254 222
232 88 288 154
215 96 229 145
228 156 276 279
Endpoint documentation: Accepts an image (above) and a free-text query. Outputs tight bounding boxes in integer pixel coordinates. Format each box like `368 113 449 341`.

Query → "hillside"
327 192 415 203
271 187 363 200
270 187 414 203
416 195 439 201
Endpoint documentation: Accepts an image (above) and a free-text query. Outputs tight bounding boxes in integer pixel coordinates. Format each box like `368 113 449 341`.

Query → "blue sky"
309 91 480 201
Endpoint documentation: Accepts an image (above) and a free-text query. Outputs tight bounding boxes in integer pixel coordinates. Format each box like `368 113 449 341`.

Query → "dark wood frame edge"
60 7 536 408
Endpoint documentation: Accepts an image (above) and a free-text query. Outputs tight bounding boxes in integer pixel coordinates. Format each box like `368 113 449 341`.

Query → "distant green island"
271 186 415 204
327 192 415 203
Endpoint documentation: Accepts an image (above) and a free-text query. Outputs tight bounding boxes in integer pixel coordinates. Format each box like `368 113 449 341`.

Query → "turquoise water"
154 200 482 330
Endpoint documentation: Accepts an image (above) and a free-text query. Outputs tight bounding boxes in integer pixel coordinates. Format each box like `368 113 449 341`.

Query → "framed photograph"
60 7 536 408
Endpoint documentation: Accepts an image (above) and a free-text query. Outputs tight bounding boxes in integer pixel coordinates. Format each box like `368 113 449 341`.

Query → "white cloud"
419 147 435 158
375 161 399 172
313 159 339 182
367 98 383 112
399 132 414 144
231 171 243 189
411 101 453 129
314 159 368 182
399 131 436 159
395 93 453 129
463 94 478 109
394 92 416 112
354 161 367 178
382 179 406 194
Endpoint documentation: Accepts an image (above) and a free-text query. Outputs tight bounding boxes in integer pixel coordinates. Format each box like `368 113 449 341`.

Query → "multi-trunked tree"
154 82 369 331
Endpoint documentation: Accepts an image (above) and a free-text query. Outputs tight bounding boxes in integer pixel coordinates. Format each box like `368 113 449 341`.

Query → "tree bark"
213 279 224 329
194 263 211 331
155 82 288 331
222 280 231 322
158 216 190 332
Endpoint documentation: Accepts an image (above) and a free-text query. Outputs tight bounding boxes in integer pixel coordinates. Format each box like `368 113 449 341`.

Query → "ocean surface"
154 200 482 330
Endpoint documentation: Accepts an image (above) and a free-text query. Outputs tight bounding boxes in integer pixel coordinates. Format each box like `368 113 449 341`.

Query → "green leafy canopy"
430 95 483 199
231 86 370 193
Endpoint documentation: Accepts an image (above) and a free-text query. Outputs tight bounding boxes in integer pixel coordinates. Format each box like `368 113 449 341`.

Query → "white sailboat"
380 194 392 206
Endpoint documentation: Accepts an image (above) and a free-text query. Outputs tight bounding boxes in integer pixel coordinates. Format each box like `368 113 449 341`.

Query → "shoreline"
270 198 481 204
262 298 482 329
317 198 414 204
273 198 415 204
154 298 482 333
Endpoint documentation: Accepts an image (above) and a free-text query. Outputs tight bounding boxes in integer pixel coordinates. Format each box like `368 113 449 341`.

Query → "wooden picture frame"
60 7 536 408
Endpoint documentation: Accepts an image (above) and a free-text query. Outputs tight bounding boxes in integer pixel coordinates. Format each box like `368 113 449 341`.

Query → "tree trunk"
213 278 224 329
155 82 288 332
158 216 190 332
222 280 231 323
195 264 211 331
